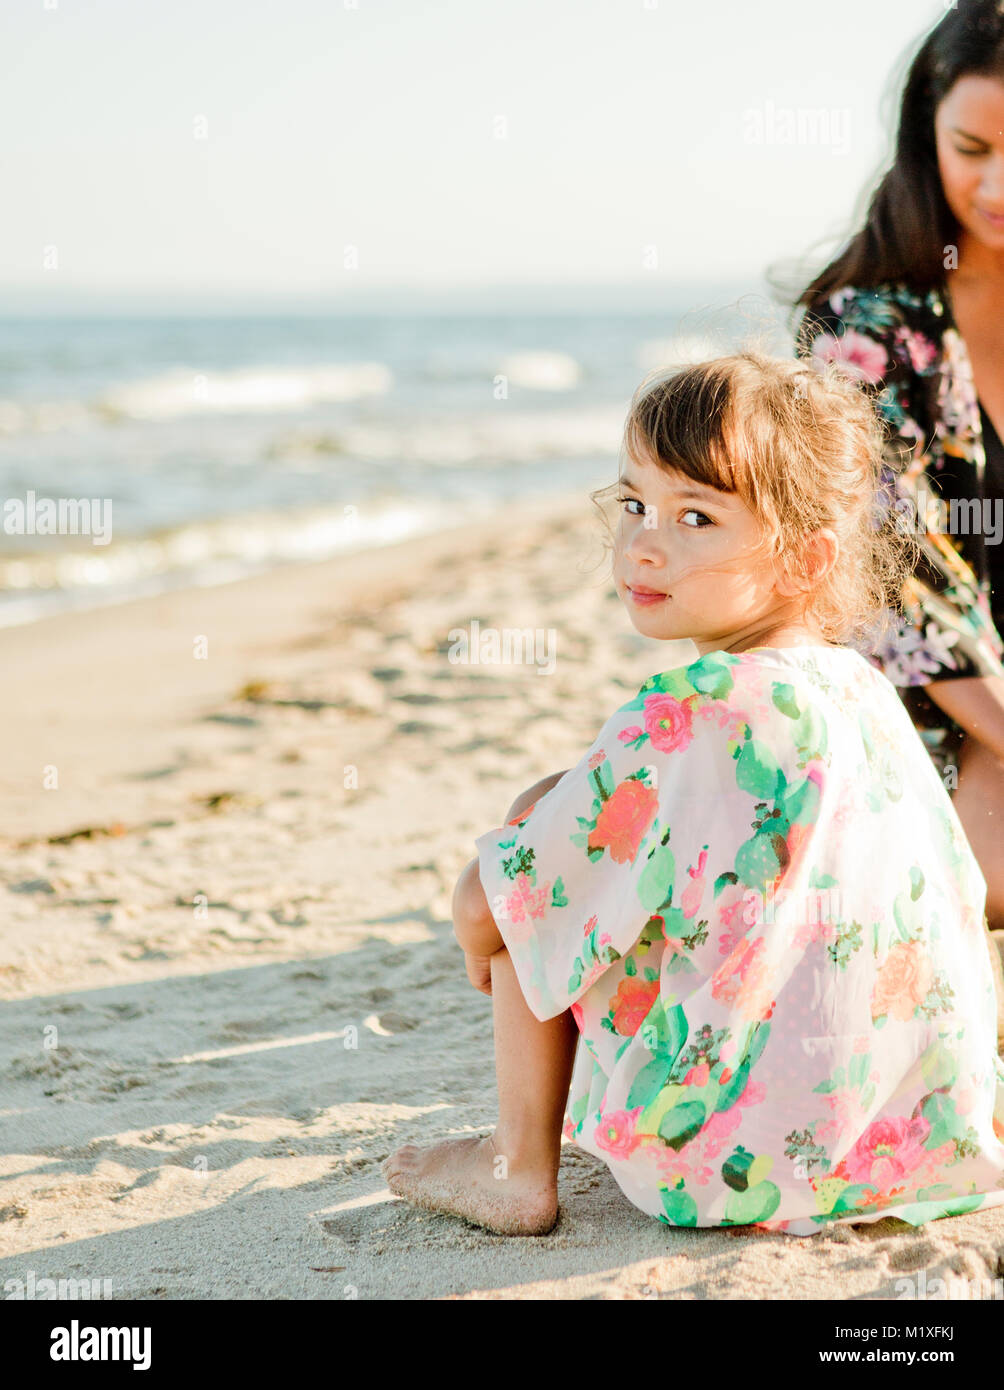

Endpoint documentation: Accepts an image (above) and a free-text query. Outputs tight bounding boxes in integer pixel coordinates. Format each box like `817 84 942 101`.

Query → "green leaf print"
909 865 925 901
722 1145 757 1190
715 1060 751 1111
848 1049 871 1090
919 1091 965 1149
686 654 736 700
588 761 614 803
892 889 921 943
735 738 783 800
637 834 675 914
830 1183 880 1216
659 1183 698 1227
917 1039 956 1089
626 1000 688 1108
826 920 864 969
626 1057 674 1109
640 998 688 1060
771 682 801 720
500 845 535 882
792 704 827 762
633 667 698 706
722 1179 781 1224
714 871 739 898
734 828 789 891
658 1100 707 1151
781 773 820 828
550 876 567 908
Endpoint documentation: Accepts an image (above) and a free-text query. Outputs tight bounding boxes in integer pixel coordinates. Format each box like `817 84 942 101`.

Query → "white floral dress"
476 646 1004 1235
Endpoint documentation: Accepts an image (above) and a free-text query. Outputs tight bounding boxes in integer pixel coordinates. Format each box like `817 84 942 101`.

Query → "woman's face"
935 74 1004 249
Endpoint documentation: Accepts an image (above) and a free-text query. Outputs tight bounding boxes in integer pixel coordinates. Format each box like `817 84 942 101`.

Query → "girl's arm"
924 674 1004 764
452 769 571 958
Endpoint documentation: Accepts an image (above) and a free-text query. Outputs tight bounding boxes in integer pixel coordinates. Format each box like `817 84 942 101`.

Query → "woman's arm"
923 674 1004 764
452 769 571 958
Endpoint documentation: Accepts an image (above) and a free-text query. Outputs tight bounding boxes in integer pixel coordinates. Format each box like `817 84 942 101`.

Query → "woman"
786 1 1004 959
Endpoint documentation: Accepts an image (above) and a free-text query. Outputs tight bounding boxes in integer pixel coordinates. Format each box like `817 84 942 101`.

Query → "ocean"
0 292 794 626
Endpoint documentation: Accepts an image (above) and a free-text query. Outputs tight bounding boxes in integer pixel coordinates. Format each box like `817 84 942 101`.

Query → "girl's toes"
383 1144 418 1179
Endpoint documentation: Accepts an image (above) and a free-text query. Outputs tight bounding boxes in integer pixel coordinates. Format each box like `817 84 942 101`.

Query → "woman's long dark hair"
779 0 1004 307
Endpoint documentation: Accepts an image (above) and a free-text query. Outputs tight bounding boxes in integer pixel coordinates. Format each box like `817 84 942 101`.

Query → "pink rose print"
680 847 709 920
643 693 695 753
811 328 888 386
894 326 938 374
505 870 550 926
652 1148 690 1182
712 935 772 1020
609 976 660 1036
589 750 606 770
587 778 658 863
871 941 934 1022
594 1106 643 1159
823 1087 869 1136
835 1114 932 1192
582 913 598 937
618 725 643 743
683 1062 710 1087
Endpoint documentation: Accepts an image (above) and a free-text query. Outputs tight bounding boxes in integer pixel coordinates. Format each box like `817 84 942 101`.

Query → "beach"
2 489 1003 1302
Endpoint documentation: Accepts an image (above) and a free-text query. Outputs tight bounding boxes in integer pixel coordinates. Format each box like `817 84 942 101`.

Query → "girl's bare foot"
381 1134 559 1236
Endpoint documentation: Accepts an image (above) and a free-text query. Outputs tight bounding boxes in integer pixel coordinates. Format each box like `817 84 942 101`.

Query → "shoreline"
0 490 602 842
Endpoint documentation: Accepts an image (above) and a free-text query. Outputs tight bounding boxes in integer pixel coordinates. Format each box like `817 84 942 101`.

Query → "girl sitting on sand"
382 351 1004 1238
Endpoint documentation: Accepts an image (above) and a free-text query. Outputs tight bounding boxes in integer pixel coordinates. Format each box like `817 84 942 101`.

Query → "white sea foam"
269 404 625 466
0 363 394 434
98 362 393 420
496 350 581 390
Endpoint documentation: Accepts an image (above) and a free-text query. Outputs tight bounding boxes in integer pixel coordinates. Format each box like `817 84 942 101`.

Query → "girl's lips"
976 207 1004 229
627 585 668 607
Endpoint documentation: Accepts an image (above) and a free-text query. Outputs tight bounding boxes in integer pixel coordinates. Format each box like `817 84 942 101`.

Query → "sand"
2 490 1003 1301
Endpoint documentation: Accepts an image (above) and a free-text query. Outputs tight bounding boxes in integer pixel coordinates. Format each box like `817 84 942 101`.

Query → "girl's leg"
951 735 1004 1046
382 946 579 1235
490 944 580 1176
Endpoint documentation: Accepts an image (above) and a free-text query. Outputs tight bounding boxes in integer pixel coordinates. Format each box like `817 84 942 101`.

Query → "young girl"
382 351 1004 1238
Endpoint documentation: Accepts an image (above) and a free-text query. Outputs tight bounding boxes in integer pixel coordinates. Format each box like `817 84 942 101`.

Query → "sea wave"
266 404 625 466
0 499 450 627
0 361 394 434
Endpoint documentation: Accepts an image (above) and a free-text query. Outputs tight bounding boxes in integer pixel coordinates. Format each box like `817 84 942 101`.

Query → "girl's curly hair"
591 349 921 650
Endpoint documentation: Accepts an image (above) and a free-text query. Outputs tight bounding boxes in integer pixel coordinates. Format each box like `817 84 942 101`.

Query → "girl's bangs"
623 364 745 497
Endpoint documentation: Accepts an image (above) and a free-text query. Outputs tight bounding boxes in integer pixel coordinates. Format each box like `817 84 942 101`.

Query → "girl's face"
612 452 809 656
935 74 1004 249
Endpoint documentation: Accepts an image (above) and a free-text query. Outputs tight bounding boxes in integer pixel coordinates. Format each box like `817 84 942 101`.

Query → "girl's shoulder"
638 644 874 701
628 645 899 747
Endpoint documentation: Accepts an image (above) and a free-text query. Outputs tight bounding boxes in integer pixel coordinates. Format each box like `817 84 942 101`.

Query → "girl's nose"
622 530 667 567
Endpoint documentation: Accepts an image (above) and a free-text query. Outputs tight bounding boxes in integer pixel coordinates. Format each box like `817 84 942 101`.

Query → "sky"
0 0 951 312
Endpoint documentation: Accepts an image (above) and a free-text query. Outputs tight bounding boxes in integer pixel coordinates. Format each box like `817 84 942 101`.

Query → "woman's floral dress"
796 282 1004 780
476 646 1004 1235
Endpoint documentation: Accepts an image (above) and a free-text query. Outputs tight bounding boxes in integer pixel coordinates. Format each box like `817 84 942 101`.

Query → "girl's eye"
681 508 713 527
615 494 648 517
954 146 985 157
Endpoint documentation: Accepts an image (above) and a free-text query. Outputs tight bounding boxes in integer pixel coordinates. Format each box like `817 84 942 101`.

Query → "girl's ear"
772 529 839 598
